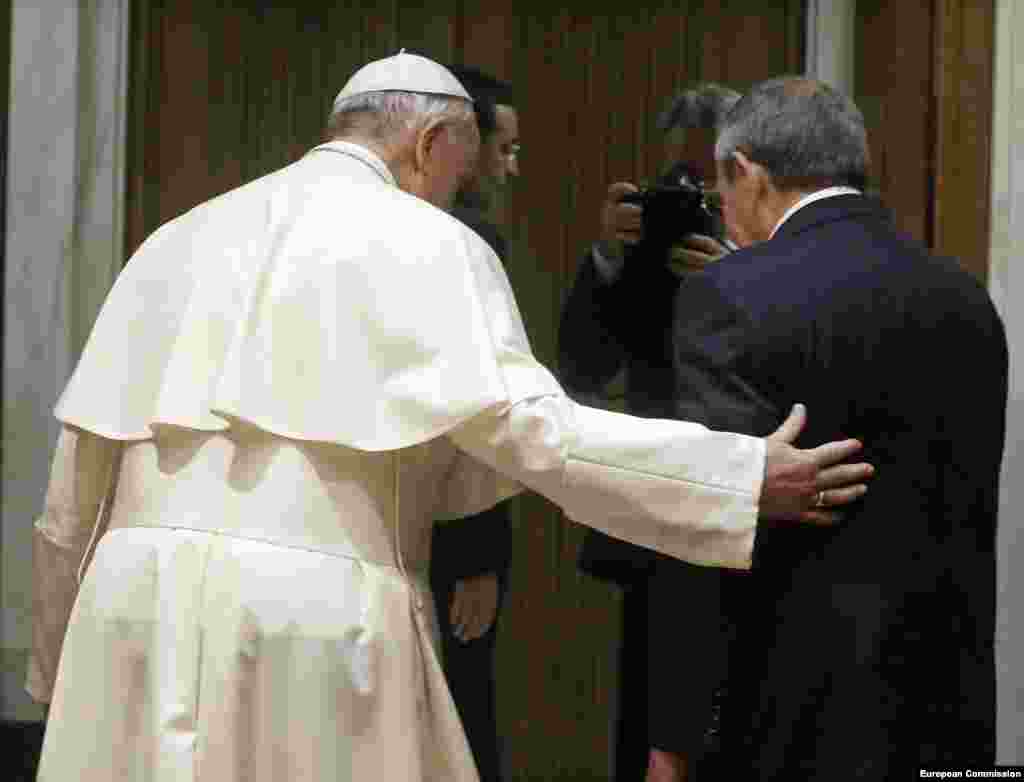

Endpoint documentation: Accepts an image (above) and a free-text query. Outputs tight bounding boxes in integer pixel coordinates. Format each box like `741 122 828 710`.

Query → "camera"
619 179 724 249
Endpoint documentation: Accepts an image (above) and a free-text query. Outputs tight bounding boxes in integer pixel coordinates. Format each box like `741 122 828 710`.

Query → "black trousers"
613 581 652 781
613 561 738 782
430 567 506 782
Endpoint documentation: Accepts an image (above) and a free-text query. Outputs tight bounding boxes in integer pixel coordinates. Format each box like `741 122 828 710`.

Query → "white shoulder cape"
55 142 562 450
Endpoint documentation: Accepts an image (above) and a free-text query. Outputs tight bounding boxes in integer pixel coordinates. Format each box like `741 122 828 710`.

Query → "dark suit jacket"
559 161 725 586
558 242 679 583
670 194 1006 778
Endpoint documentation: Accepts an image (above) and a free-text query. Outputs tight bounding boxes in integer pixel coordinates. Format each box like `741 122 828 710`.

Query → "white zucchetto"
332 50 472 111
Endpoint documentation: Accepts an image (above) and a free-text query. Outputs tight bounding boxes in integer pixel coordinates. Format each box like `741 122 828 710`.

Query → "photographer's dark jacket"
558 239 679 582
558 188 736 764
671 193 1005 777
558 162 713 584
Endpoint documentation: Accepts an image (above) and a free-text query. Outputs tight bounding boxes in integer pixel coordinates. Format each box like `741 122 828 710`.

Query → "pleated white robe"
29 141 764 781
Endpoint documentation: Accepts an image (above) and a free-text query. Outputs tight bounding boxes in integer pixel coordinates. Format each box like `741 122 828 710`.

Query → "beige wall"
805 0 856 95
1 0 127 720
988 0 1024 763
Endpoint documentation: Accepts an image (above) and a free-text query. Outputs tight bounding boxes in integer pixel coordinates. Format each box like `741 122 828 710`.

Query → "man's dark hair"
715 76 869 191
444 65 514 140
656 82 741 132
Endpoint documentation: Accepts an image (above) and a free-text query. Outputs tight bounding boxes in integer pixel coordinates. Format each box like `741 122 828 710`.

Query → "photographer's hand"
668 234 731 274
598 182 644 259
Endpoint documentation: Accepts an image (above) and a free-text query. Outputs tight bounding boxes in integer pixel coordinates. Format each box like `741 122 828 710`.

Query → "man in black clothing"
430 64 520 782
558 84 740 782
674 76 1005 779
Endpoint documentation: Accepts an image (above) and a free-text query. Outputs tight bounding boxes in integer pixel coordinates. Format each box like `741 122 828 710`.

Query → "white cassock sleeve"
446 395 765 571
27 426 119 704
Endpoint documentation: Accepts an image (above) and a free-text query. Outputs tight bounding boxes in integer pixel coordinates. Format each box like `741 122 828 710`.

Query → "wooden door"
856 0 995 281
125 2 801 778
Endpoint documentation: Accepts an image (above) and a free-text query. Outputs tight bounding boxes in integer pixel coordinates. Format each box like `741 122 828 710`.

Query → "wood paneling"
933 0 995 282
856 0 995 282
493 8 802 775
125 4 800 778
857 0 937 246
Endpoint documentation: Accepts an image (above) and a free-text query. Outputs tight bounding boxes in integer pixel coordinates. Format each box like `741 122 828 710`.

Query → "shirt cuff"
591 242 626 283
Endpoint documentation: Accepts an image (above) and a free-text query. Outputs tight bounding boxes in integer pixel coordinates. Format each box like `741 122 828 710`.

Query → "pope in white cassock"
28 53 871 781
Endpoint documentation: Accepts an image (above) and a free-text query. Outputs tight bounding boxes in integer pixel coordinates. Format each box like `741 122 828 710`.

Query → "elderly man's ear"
730 150 764 186
413 118 449 173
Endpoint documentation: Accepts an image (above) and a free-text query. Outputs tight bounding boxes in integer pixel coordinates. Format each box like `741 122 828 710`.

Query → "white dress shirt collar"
769 186 861 239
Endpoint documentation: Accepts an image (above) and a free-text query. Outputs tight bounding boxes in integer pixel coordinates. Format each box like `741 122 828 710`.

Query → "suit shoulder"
708 239 782 278
919 253 1003 329
681 242 778 301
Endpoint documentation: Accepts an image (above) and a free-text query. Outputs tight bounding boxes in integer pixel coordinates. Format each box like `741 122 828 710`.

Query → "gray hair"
326 90 475 141
656 82 741 132
714 77 869 191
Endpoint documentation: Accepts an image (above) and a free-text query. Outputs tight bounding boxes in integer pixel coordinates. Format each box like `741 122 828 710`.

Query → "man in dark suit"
429 64 519 782
558 84 742 782
666 76 1006 779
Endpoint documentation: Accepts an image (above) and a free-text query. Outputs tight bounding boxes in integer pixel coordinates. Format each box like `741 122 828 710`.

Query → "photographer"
558 84 739 782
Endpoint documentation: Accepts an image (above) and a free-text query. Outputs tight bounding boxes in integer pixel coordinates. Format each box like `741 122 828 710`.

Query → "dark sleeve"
646 554 742 757
558 244 680 395
557 250 631 394
671 269 780 435
562 248 680 585
430 499 513 581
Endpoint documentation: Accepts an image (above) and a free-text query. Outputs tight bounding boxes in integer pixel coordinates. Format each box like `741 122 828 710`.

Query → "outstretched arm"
447 395 869 571
761 403 870 525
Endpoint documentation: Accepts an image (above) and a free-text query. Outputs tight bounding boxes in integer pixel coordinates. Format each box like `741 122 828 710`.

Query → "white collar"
309 140 397 187
769 186 861 239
